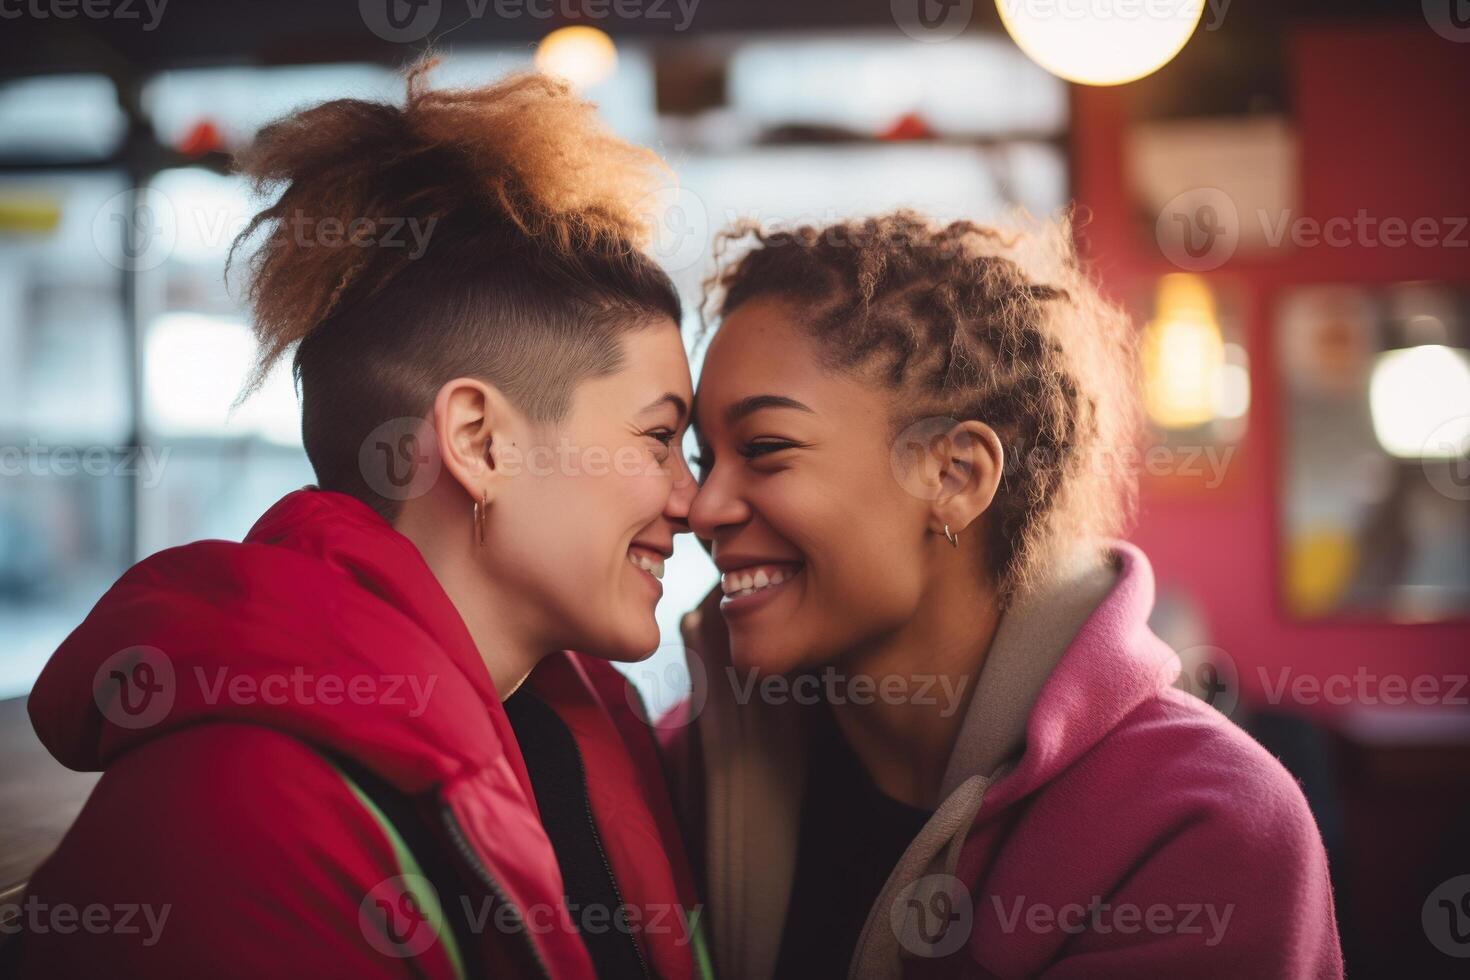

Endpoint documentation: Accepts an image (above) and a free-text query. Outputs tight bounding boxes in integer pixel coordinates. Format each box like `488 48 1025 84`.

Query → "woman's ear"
930 419 1004 539
432 377 519 503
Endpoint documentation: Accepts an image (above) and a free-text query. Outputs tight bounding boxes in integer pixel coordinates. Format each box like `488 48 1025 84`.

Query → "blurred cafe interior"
0 0 1467 973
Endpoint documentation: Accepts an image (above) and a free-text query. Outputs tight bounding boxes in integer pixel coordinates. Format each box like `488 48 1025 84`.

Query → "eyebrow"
640 392 690 423
725 394 815 425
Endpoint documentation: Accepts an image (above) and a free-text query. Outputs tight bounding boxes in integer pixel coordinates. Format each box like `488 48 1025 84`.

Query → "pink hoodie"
661 542 1344 979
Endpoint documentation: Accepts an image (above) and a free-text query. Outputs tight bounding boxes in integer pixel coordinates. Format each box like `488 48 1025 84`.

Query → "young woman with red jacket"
8 64 706 979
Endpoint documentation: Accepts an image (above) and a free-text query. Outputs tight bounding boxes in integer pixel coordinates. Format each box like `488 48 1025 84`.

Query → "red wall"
1069 21 1470 714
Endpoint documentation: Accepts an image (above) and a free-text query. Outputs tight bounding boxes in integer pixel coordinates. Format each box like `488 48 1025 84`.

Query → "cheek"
600 450 672 535
751 479 926 653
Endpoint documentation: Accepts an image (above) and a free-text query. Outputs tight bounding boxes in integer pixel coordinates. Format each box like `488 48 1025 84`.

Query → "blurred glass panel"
0 173 131 443
1279 284 1470 621
0 75 126 161
135 444 315 561
0 171 132 697
0 166 135 670
141 168 298 444
728 34 1067 136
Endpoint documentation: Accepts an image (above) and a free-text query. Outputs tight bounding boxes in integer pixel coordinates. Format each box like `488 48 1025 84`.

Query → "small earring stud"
944 524 959 548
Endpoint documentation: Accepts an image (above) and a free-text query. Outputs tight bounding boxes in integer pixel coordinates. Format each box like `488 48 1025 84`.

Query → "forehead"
695 296 888 433
621 320 694 394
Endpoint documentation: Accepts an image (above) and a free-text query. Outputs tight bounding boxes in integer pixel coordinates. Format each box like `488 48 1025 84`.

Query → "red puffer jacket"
9 488 704 979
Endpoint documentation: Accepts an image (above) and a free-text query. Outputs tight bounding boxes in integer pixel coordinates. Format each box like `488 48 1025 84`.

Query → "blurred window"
0 75 126 161
0 172 133 696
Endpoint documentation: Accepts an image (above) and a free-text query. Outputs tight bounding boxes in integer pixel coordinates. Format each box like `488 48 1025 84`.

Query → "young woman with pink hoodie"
662 212 1344 978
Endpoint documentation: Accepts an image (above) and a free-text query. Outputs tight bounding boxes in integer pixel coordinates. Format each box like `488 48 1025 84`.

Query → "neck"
827 571 1002 810
394 504 548 701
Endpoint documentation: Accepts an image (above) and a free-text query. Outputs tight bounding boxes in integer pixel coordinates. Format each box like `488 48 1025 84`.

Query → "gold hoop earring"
944 524 959 548
472 491 488 546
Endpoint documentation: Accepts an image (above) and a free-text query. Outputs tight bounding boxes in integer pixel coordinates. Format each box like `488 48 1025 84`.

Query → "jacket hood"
952 539 1180 808
30 488 530 799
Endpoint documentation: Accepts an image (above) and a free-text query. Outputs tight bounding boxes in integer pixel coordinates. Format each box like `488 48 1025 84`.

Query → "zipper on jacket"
440 806 552 979
566 743 654 980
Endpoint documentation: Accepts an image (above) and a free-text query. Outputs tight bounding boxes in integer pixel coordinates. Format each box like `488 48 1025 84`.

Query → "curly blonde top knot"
226 57 681 519
230 58 670 396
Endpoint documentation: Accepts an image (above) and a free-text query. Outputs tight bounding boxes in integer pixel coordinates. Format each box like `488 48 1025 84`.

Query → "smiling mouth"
628 546 666 580
720 562 803 600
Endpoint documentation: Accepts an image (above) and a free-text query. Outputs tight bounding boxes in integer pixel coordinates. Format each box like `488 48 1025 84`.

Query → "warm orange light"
1142 274 1226 430
535 26 618 90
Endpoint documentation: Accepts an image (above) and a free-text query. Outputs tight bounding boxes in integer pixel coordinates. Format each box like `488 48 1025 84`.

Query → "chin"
595 620 661 663
727 631 805 677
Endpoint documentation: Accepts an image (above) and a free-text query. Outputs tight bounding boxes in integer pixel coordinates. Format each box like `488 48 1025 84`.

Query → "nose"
662 447 697 532
688 458 750 542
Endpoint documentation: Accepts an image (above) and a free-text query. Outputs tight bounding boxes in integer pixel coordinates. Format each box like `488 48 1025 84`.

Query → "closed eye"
740 439 803 459
645 427 678 447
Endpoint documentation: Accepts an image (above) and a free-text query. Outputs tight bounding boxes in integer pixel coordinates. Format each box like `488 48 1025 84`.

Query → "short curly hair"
704 210 1140 603
228 59 680 519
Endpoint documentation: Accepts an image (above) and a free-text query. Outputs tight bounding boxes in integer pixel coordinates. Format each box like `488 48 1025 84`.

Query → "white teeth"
719 564 800 598
628 552 665 580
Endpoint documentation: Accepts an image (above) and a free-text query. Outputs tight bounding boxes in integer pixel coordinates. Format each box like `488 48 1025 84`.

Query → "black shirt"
504 688 649 979
773 705 934 979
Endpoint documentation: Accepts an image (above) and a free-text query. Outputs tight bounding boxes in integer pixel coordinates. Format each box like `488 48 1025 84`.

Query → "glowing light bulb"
1143 274 1226 430
995 0 1204 86
535 26 618 91
1369 345 1470 459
